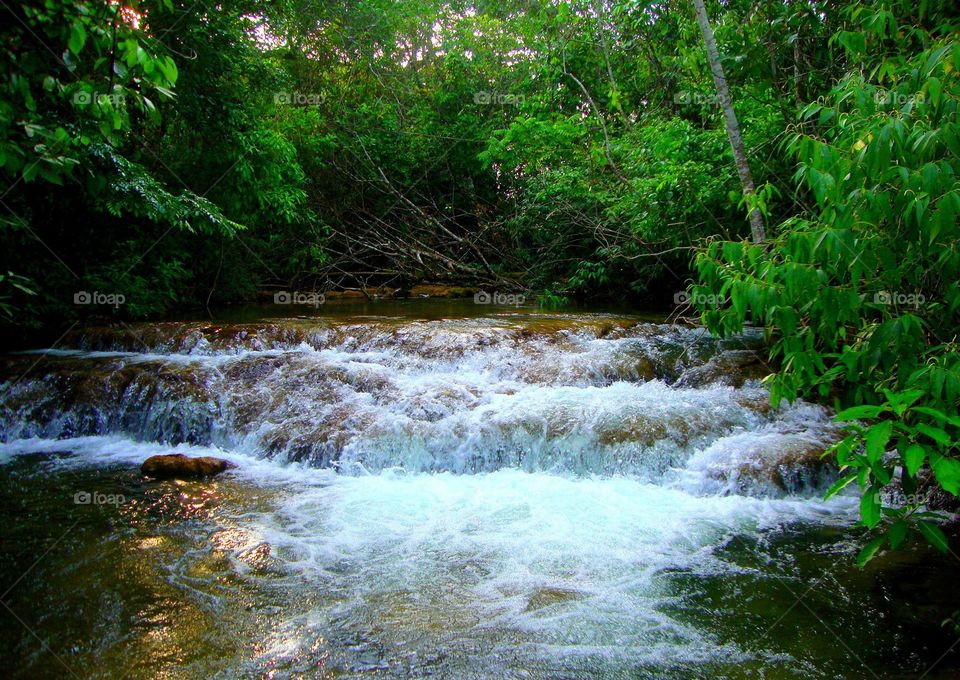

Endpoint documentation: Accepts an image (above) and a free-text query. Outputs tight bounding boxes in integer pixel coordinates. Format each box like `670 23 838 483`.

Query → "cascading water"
0 315 837 490
1 305 956 679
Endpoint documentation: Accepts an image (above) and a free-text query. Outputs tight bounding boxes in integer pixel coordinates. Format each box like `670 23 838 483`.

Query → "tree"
691 0 766 242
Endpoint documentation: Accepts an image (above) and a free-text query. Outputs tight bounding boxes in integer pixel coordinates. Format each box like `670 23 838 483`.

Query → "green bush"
695 0 960 563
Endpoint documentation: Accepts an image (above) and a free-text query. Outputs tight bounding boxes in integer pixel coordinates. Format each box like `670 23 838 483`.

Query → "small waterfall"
11 311 937 680
0 314 838 495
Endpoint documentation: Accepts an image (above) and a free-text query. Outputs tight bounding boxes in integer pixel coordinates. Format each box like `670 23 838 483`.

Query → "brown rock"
677 349 771 388
728 436 838 494
141 453 233 479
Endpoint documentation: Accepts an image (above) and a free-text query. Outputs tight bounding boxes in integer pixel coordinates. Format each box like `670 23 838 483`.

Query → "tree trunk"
691 0 766 242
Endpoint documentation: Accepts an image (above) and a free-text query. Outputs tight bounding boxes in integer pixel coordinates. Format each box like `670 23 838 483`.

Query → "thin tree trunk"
691 0 766 242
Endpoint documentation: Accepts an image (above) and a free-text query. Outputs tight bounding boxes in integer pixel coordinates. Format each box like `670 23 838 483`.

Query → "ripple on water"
0 312 957 678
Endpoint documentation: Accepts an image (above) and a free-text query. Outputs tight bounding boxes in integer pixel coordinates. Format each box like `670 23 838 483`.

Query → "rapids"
0 303 957 678
0 312 837 491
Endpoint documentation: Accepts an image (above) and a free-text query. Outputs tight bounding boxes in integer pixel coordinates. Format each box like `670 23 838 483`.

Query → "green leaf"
917 423 951 446
889 521 908 549
156 56 178 85
912 406 949 424
912 406 960 427
926 77 942 107
917 521 950 553
929 453 960 496
856 535 886 567
68 23 86 55
870 461 892 486
837 31 866 56
835 404 885 421
865 421 893 464
904 444 926 477
824 471 858 499
860 490 881 528
884 389 924 416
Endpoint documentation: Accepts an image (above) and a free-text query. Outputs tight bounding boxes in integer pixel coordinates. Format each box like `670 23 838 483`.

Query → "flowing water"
0 301 957 679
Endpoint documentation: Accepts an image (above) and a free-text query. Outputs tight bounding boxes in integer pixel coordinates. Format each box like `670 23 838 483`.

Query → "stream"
0 301 957 678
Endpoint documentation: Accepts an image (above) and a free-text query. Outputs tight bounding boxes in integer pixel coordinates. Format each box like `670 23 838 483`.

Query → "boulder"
728 437 837 495
525 587 583 612
141 453 233 479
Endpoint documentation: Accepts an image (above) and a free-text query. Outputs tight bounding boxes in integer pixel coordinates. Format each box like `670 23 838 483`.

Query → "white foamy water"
0 316 836 487
0 434 857 676
0 314 865 677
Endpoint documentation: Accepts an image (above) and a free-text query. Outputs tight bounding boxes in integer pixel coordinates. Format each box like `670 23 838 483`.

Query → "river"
0 301 957 678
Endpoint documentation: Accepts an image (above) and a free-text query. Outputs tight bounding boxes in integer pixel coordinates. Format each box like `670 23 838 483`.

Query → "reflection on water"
0 304 958 678
1 449 958 679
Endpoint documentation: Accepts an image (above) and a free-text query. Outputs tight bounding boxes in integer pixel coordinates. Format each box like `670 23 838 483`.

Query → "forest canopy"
2 0 864 318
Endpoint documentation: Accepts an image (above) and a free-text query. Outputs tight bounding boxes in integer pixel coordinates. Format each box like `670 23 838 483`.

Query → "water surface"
1 302 957 678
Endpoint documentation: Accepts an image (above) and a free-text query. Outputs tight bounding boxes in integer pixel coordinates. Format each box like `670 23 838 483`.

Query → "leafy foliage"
695 0 960 561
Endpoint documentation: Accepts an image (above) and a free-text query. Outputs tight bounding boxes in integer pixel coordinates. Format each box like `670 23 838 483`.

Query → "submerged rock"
676 349 771 388
725 436 836 495
141 453 233 479
525 587 583 612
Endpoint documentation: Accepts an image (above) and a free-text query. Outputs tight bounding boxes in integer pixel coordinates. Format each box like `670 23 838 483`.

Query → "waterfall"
0 314 838 494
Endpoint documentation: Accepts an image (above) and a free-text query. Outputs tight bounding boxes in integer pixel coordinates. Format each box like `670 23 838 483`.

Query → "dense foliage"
1 0 847 321
695 1 959 560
